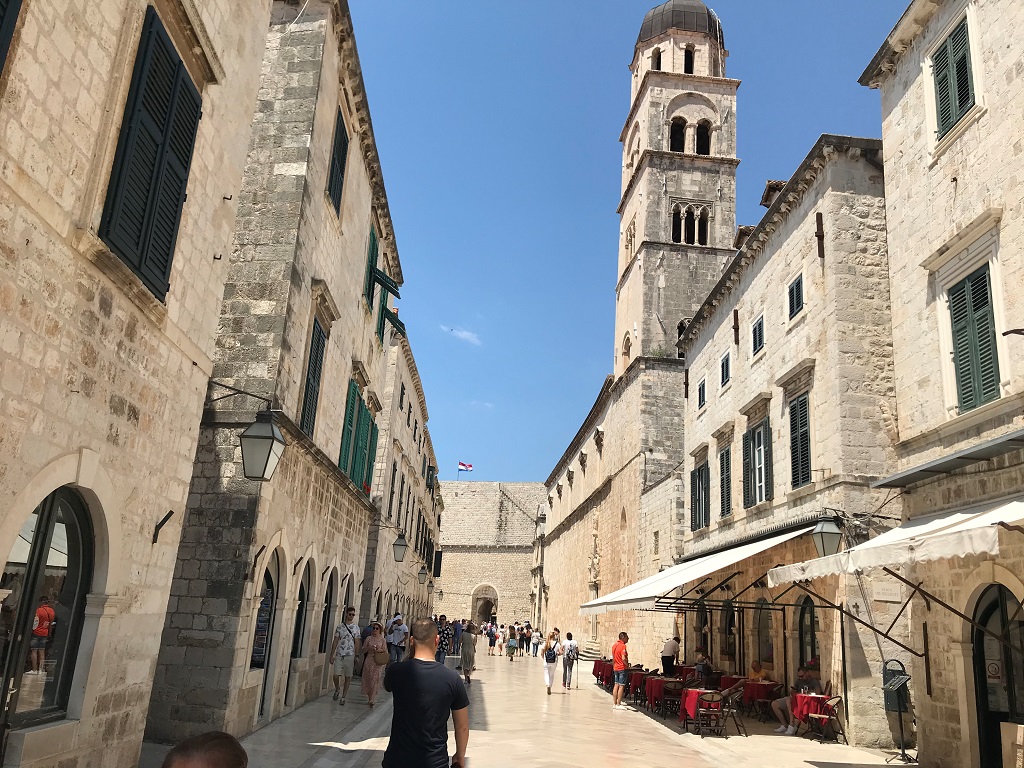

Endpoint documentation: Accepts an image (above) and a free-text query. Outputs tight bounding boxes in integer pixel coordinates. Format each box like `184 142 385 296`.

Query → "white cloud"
470 400 495 410
440 324 482 346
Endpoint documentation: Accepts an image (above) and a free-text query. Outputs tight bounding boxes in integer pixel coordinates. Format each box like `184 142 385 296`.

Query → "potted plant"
804 656 821 679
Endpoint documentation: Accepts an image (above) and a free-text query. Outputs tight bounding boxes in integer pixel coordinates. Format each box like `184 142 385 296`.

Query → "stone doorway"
472 584 498 625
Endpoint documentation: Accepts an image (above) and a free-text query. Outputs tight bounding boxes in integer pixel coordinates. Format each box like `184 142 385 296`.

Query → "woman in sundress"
461 622 478 685
360 621 387 708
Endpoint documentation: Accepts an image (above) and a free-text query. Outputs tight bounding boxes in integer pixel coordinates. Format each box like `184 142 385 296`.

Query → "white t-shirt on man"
661 638 680 657
387 618 409 647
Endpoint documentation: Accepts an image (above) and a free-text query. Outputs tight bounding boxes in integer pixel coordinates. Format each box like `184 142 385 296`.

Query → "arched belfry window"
670 119 687 152
684 46 695 74
798 597 818 666
0 488 93 725
671 206 683 243
622 334 632 364
697 207 710 246
651 47 662 71
684 208 696 245
696 121 712 156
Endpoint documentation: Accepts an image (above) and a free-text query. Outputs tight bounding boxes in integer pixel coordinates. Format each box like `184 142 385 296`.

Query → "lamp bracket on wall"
152 510 175 544
249 545 267 581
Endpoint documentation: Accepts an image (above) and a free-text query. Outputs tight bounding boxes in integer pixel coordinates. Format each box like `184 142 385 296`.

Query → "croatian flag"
458 462 473 472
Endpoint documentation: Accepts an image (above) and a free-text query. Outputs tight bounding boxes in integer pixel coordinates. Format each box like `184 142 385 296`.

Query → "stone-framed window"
742 415 773 508
788 274 804 319
683 44 695 75
338 379 379 494
690 458 710 531
719 446 732 517
670 118 687 152
948 265 1000 414
789 392 812 489
651 46 662 71
327 109 349 214
697 379 706 409
99 6 202 302
720 352 731 388
752 315 765 357
932 17 974 140
298 318 327 436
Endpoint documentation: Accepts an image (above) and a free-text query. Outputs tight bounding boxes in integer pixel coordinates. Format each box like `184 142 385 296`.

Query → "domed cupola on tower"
633 0 726 81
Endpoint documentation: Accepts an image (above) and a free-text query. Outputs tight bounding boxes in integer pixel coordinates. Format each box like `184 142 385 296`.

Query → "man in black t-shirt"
383 618 469 768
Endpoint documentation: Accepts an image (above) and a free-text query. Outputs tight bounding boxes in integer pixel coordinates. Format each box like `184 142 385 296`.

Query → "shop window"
755 598 774 666
0 488 92 726
798 597 818 667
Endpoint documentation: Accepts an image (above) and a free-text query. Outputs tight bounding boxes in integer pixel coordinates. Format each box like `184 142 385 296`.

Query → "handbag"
373 649 390 665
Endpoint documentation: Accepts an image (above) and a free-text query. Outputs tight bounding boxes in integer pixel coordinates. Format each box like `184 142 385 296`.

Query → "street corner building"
145 0 429 746
434 482 546 628
0 0 273 765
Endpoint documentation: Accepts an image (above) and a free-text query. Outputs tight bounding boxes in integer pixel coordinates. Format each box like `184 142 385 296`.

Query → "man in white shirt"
561 632 579 689
661 635 680 677
329 606 361 704
387 613 409 664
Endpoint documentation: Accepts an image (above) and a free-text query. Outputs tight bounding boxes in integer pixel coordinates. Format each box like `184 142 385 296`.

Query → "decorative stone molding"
739 391 772 418
775 358 816 396
312 278 341 326
712 421 735 442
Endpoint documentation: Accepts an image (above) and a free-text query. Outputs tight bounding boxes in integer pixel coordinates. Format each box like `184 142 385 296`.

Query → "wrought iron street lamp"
418 565 428 584
426 580 434 594
392 532 409 563
811 515 844 558
239 411 286 481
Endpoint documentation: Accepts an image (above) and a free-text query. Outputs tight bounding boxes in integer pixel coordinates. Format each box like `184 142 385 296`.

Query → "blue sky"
348 2 905 483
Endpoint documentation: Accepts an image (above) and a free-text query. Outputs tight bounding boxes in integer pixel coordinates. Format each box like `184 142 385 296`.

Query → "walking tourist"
660 635 680 677
436 615 454 663
161 731 248 768
506 627 518 661
518 624 527 656
541 631 562 695
460 622 479 685
611 631 630 710
328 606 361 704
487 623 497 655
360 621 388 708
531 628 541 657
383 618 469 768
452 618 464 657
387 613 409 664
29 596 54 676
562 631 578 689
772 665 822 735
496 624 505 655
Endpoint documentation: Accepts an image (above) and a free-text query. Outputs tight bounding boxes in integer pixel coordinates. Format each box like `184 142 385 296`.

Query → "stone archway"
472 584 498 625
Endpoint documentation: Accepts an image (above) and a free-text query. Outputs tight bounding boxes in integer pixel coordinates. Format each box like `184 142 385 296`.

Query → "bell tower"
614 0 739 377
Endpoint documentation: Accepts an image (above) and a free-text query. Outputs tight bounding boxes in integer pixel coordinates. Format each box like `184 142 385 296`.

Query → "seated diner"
771 665 822 735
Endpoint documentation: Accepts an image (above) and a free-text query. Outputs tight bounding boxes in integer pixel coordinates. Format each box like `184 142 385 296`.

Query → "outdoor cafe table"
719 675 743 691
743 680 778 708
629 670 646 693
678 688 716 723
679 665 696 680
793 693 830 722
646 676 684 710
593 660 613 686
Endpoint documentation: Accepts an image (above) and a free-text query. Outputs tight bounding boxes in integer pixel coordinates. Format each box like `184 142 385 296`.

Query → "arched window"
696 121 712 155
684 46 695 74
798 597 818 667
622 334 632 364
695 602 710 653
651 47 662 71
684 207 696 245
291 563 310 659
671 206 683 243
375 590 382 620
670 119 687 152
721 600 737 659
755 598 774 666
973 584 1024 766
0 488 92 724
697 207 710 246
318 573 335 653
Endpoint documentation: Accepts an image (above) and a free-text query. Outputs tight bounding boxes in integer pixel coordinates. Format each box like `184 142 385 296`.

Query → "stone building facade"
0 0 271 765
147 0 415 743
435 482 545 627
542 0 733 665
361 337 441 627
672 136 903 747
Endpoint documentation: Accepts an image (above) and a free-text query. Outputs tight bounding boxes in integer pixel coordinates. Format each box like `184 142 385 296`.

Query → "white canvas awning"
767 496 1024 587
580 525 814 615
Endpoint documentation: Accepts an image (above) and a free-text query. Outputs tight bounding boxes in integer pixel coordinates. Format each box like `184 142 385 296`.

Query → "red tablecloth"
743 680 778 707
679 688 717 722
793 693 830 722
592 660 613 685
646 676 684 709
679 665 696 680
629 670 646 692
720 675 743 691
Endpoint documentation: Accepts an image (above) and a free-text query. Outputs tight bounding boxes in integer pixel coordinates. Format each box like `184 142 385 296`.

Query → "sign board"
872 582 902 603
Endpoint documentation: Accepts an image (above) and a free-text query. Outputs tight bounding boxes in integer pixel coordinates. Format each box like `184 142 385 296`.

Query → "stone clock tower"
614 0 739 376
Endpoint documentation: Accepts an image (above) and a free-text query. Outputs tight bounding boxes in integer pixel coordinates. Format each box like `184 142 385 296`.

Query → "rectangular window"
788 275 804 319
690 461 710 531
0 0 23 75
387 461 397 518
426 465 436 489
350 400 372 490
933 19 975 139
949 265 1001 412
327 109 349 214
398 383 405 410
413 420 418 441
298 319 327 436
789 393 812 488
742 417 773 508
653 531 660 555
421 455 427 477
697 379 706 409
719 447 731 517
100 7 203 302
364 227 379 306
339 379 359 472
720 353 730 387
752 316 765 356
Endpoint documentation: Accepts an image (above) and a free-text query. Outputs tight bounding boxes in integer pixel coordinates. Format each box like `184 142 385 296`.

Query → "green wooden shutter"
364 227 378 305
949 20 974 122
700 463 710 529
0 0 23 75
351 401 371 489
790 394 811 488
327 110 348 213
951 267 1001 412
365 419 379 494
789 276 803 318
933 41 953 135
720 448 731 517
339 379 359 473
299 319 327 435
690 468 699 531
376 290 387 342
742 430 754 508
100 7 201 301
763 416 774 501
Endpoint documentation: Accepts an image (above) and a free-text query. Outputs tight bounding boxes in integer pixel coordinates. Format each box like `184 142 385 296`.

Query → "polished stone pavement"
141 653 896 768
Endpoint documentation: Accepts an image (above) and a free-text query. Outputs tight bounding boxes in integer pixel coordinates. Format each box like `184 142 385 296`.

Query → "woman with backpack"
541 631 562 695
486 624 497 655
562 631 579 689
